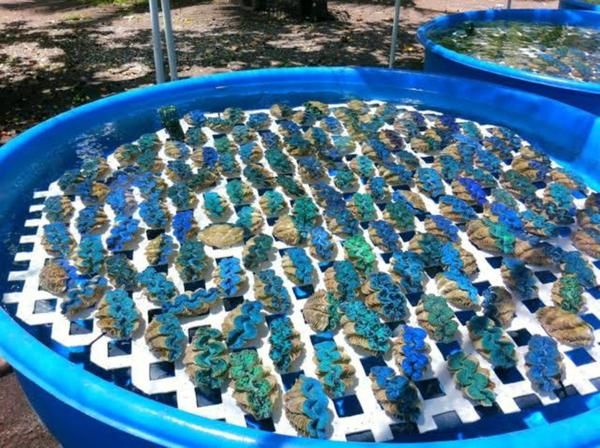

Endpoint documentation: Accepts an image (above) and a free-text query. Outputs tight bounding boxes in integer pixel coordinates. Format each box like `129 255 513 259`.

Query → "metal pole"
160 0 178 81
506 0 512 8
388 0 401 68
149 0 166 83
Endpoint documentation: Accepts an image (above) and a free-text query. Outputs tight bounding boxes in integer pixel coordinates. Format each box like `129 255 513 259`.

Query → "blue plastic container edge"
1 67 600 447
560 0 600 11
416 9 600 95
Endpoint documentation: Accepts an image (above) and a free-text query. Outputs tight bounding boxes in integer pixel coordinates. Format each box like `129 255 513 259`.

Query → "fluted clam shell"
514 240 555 267
410 129 441 154
232 374 280 419
439 202 470 224
392 329 431 375
519 146 542 160
302 290 334 332
164 140 190 158
282 255 304 285
484 287 515 328
214 265 247 298
364 291 388 317
424 217 452 241
145 327 184 362
407 233 427 255
42 233 75 258
511 156 545 181
450 180 477 206
340 319 375 354
381 166 409 187
323 267 339 295
500 263 537 299
367 227 393 252
284 387 317 437
139 177 168 199
273 215 301 245
537 306 594 347
436 274 479 310
458 366 495 403
46 196 74 222
85 182 111 204
457 246 478 276
259 195 286 217
245 210 264 235
270 103 292 119
577 210 600 232
144 235 171 266
96 301 141 340
466 220 499 253
39 262 69 295
222 306 242 342
253 276 274 311
197 170 220 190
183 331 229 389
313 347 355 397
347 201 366 221
470 331 514 366
274 332 304 373
550 169 584 192
415 303 457 342
199 224 244 248
551 276 584 313
585 193 600 213
397 191 426 212
82 207 109 233
572 229 600 259
370 375 421 419
324 215 352 238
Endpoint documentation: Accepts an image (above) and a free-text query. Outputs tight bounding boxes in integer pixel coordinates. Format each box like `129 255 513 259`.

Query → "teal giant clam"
96 289 141 340
369 366 421 421
229 349 279 419
184 327 229 391
284 376 332 439
222 301 265 349
313 340 356 398
145 312 186 362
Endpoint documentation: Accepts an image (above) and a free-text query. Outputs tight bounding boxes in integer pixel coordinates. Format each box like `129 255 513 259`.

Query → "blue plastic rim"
559 0 600 11
417 9 600 115
1 67 600 448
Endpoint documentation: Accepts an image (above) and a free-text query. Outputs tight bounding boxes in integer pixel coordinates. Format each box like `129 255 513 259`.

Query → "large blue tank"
559 0 600 11
417 9 600 115
1 68 600 448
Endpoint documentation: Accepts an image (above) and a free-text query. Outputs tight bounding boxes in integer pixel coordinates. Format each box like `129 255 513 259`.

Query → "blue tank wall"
1 67 600 448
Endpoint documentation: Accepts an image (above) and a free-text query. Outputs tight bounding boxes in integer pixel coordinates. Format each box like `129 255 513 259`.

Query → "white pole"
388 0 401 68
160 0 178 80
149 0 166 83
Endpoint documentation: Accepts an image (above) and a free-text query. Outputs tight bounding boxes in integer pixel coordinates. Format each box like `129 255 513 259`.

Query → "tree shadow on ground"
0 0 424 137
0 0 208 15
331 0 415 5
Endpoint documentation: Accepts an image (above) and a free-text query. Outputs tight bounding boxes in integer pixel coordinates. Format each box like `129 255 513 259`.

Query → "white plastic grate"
3 103 600 442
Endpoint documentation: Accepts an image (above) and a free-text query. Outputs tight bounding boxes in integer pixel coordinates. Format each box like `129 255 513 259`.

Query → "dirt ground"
0 0 555 140
0 0 556 446
0 372 57 447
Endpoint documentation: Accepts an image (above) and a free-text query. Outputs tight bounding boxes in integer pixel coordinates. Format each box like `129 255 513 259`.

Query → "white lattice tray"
3 103 600 442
